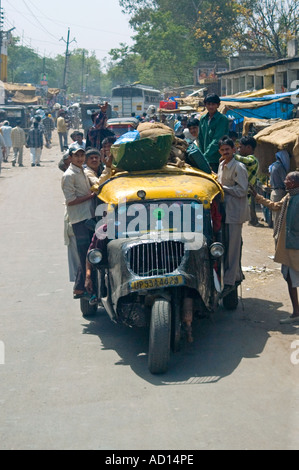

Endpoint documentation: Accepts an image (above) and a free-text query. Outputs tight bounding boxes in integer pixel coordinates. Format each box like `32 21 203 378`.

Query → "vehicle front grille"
127 240 185 277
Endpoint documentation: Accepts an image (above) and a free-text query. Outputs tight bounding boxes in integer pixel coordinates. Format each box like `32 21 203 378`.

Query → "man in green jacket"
198 93 229 173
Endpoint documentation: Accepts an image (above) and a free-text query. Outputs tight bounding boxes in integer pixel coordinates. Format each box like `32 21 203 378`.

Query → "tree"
118 1 240 80
237 0 299 59
194 0 241 59
7 37 44 84
106 43 143 87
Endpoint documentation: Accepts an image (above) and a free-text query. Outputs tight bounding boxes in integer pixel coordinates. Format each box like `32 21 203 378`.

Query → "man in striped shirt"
235 135 260 226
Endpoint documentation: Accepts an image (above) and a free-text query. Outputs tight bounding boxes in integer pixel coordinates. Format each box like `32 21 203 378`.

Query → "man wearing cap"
198 93 229 173
61 142 96 298
58 149 71 172
42 113 55 148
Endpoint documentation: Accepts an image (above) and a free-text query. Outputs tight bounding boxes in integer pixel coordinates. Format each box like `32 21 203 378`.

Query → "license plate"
130 275 185 291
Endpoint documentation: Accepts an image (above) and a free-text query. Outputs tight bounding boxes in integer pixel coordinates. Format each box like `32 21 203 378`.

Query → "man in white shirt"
61 142 96 298
0 132 6 174
1 121 12 161
217 136 249 292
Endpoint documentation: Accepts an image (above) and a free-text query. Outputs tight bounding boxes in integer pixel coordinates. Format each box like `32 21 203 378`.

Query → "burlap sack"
137 122 175 141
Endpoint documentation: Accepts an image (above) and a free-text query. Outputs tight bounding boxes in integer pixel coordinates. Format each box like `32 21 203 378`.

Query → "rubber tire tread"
80 298 97 317
148 299 171 374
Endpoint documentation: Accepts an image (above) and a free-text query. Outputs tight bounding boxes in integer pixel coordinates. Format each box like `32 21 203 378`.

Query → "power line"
4 1 132 38
21 0 59 41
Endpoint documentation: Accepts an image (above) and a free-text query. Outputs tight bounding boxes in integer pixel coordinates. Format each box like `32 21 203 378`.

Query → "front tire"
80 298 97 317
148 299 171 374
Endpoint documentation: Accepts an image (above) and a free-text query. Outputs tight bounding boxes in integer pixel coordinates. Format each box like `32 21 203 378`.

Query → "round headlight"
137 190 146 199
88 249 103 265
210 242 224 258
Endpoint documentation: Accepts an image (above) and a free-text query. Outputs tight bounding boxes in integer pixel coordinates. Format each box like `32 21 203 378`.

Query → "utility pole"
60 28 76 98
81 50 85 96
0 2 15 84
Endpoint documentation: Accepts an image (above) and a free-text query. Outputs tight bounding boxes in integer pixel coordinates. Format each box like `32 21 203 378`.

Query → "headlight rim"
210 242 225 259
87 249 103 265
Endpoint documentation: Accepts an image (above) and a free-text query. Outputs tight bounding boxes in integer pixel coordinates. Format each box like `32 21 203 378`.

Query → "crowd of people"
0 95 297 324
58 93 299 325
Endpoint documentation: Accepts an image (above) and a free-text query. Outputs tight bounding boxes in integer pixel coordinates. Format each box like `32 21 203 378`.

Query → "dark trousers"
72 220 93 292
210 162 219 173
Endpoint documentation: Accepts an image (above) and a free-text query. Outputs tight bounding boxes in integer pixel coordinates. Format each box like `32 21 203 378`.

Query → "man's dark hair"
228 130 238 140
204 93 221 105
287 171 299 186
187 118 200 128
70 130 83 139
239 135 257 150
218 135 235 148
86 148 101 159
102 136 117 146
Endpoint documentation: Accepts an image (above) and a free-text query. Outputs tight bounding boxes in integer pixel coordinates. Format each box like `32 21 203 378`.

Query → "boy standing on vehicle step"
217 136 249 294
61 143 96 299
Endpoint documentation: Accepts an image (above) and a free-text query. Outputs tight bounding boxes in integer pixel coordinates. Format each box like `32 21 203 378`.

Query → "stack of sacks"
137 122 187 166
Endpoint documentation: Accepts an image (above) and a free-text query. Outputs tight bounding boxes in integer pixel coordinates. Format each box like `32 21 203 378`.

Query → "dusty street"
0 131 298 450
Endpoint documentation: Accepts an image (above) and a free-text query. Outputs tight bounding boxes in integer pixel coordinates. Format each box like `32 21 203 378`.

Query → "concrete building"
218 40 299 96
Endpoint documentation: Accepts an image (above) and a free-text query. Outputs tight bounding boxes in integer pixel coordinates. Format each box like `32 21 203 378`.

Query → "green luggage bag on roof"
111 134 173 171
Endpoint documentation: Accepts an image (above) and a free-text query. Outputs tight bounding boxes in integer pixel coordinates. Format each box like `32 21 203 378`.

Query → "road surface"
0 133 298 450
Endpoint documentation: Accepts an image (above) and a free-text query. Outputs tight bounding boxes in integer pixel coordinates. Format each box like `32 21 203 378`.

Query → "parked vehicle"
82 165 240 374
111 84 161 117
0 106 30 133
106 117 139 139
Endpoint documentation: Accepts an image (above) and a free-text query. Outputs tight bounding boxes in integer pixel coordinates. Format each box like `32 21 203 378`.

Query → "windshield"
96 199 211 239
107 125 136 138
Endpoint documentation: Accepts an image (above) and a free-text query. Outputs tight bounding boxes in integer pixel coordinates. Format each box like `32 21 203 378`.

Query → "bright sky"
2 0 134 65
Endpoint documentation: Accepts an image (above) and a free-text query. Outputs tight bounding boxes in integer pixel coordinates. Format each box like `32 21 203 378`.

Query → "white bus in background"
111 84 162 117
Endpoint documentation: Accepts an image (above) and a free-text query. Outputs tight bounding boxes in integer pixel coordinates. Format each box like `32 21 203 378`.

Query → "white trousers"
30 148 42 164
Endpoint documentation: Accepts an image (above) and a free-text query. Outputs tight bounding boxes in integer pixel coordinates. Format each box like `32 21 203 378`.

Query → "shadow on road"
82 297 297 385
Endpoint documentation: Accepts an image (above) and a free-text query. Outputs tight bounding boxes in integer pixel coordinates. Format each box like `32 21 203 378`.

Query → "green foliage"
238 0 299 58
7 38 103 96
6 0 299 96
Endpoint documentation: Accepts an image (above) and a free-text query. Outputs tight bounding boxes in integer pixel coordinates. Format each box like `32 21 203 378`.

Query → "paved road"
0 136 298 450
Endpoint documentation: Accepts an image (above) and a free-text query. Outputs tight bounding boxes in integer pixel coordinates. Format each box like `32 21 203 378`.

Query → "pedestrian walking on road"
26 121 44 167
0 132 6 175
57 110 68 152
11 121 26 167
250 171 299 324
1 121 12 161
42 114 55 148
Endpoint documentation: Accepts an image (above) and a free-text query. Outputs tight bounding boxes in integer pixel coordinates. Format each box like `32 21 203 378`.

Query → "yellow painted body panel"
97 165 223 209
